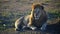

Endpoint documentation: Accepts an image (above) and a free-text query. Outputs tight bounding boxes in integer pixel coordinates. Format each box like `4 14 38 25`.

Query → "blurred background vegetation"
0 0 60 34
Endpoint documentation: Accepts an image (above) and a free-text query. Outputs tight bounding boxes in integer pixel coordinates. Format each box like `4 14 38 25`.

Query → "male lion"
15 4 48 31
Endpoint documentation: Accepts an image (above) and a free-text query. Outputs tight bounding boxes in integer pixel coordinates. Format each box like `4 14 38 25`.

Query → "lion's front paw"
30 26 37 30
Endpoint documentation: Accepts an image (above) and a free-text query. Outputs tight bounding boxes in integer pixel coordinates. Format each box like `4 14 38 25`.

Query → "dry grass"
0 0 60 34
0 28 52 34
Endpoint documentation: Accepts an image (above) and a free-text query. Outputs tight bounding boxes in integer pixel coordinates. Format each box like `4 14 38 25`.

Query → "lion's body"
15 4 48 31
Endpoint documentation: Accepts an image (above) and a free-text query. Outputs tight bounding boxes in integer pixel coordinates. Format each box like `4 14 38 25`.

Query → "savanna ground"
0 0 60 34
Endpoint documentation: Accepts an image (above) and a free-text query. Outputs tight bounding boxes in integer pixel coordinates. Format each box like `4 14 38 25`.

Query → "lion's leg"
22 26 32 30
15 24 23 31
15 17 24 31
40 23 47 31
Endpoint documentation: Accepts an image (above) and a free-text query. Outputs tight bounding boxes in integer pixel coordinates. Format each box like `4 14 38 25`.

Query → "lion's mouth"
35 18 39 20
34 13 41 20
34 16 40 19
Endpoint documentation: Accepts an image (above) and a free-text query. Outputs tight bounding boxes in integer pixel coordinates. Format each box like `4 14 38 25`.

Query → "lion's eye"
34 8 40 13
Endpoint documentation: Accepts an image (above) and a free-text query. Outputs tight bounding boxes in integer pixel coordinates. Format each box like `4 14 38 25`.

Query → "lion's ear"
41 6 44 10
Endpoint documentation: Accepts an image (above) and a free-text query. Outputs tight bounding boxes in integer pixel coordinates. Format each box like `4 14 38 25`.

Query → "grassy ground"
0 28 53 34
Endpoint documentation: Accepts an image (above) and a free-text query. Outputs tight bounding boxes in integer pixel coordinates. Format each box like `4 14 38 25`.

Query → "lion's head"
31 4 44 20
